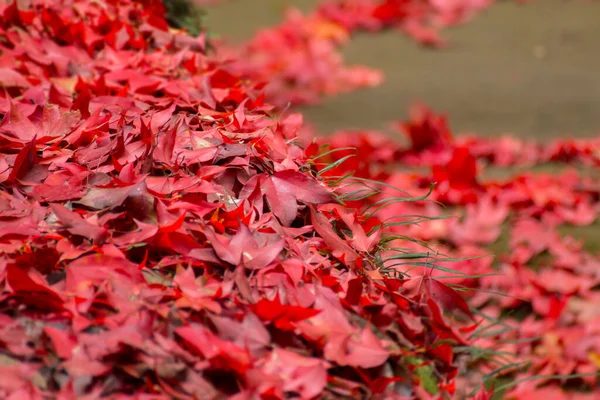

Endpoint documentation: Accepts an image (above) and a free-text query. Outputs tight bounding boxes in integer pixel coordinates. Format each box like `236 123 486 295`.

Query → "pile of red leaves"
0 1 482 399
190 0 600 397
216 0 500 107
320 105 600 398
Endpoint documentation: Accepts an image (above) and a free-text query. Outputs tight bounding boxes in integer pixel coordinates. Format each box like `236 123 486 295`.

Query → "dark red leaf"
6 264 64 312
7 136 37 183
426 278 475 321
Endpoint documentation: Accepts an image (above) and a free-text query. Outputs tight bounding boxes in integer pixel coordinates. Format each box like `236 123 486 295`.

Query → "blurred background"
197 0 600 139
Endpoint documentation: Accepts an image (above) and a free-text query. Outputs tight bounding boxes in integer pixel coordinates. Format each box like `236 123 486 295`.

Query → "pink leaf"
44 326 76 359
50 203 108 245
310 206 358 266
271 170 334 204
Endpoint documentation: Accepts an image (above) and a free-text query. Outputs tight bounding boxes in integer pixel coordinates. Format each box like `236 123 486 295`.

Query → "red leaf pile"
221 0 499 106
0 1 477 398
321 105 600 398
2 0 598 397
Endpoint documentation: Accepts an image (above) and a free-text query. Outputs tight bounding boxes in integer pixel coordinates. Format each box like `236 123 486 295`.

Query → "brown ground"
204 0 600 139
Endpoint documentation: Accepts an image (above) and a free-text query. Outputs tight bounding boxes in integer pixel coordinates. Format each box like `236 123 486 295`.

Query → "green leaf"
493 372 600 394
416 364 439 395
317 154 356 176
311 146 356 161
126 242 147 251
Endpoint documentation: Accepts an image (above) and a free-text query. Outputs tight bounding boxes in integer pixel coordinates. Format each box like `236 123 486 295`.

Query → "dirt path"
204 0 600 139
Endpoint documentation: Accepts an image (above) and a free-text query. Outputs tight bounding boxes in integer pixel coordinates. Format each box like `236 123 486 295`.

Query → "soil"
203 0 600 139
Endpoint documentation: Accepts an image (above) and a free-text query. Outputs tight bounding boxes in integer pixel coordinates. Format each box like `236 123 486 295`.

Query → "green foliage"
407 357 439 395
163 0 205 36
